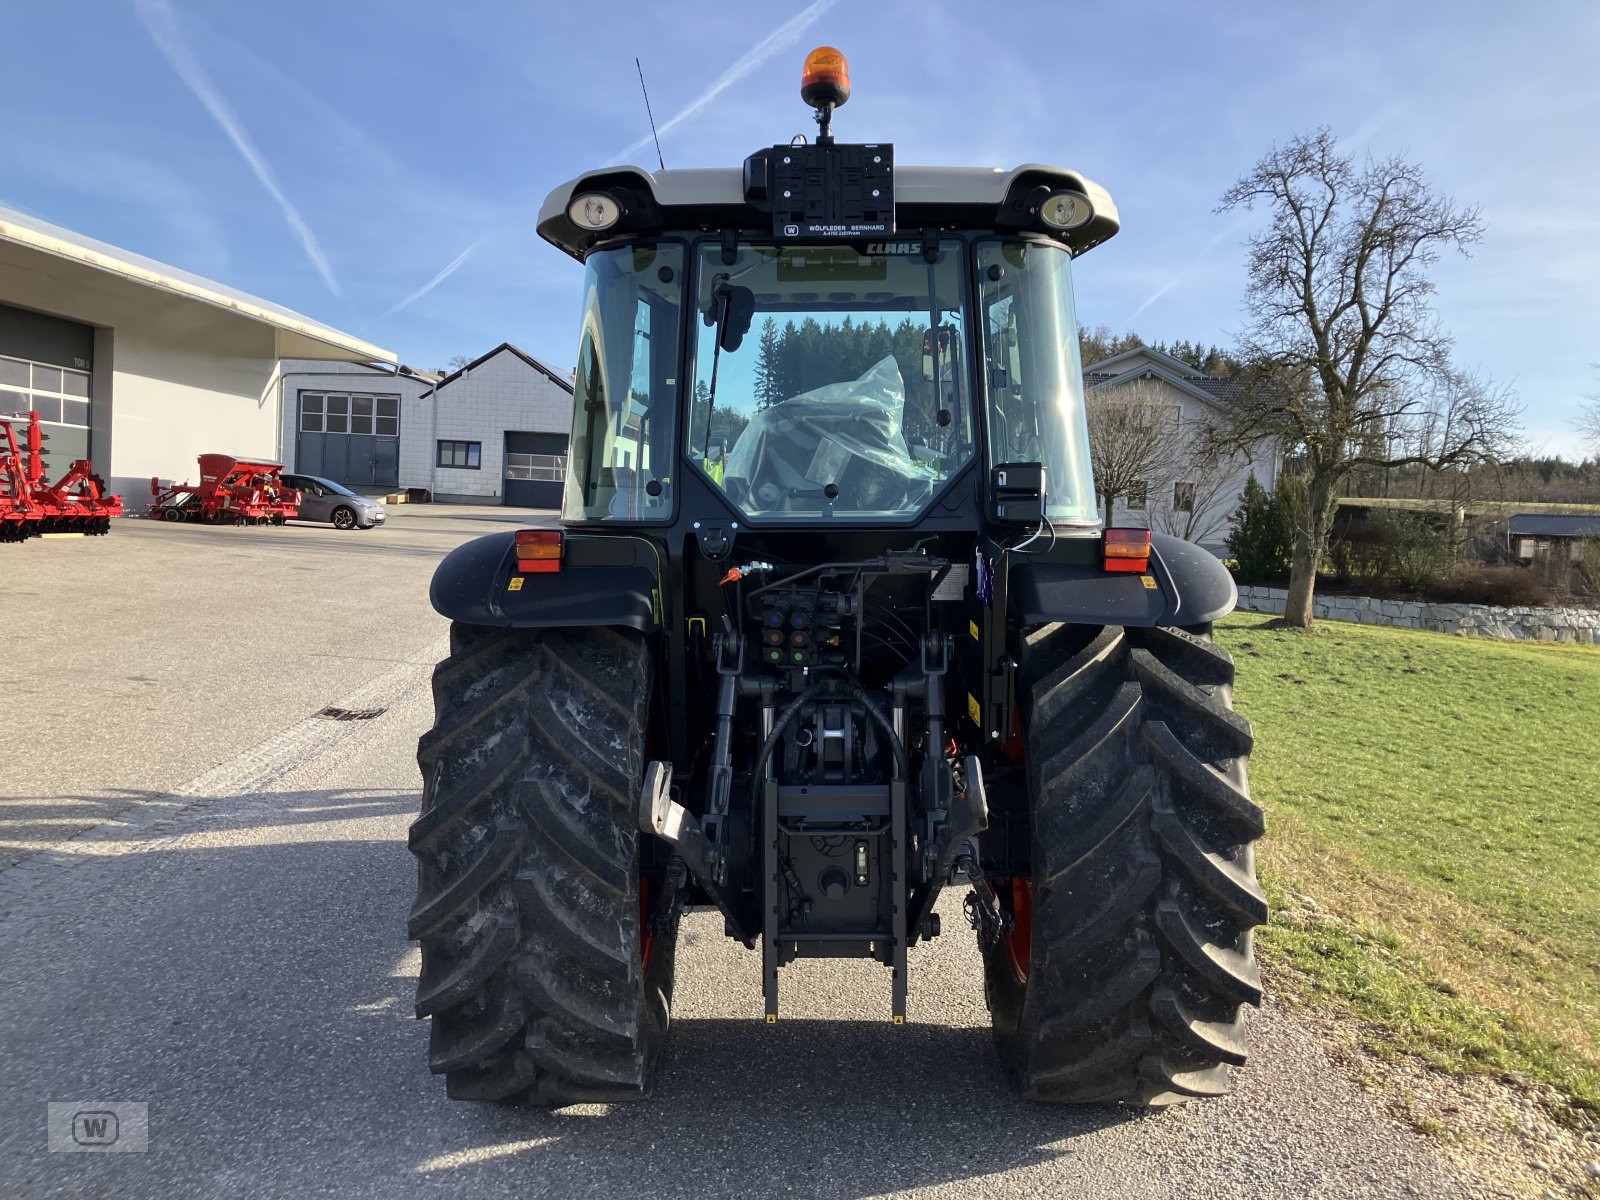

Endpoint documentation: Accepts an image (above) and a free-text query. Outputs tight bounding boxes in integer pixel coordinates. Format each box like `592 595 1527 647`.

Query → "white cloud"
133 0 340 295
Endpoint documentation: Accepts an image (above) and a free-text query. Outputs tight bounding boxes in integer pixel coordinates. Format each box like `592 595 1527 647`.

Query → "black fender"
1009 532 1236 629
429 531 665 631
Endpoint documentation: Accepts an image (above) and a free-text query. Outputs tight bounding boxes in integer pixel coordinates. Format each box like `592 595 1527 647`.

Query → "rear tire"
982 624 1266 1105
409 623 676 1105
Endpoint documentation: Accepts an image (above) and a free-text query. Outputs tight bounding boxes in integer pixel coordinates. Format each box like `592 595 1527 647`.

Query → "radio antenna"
635 57 666 171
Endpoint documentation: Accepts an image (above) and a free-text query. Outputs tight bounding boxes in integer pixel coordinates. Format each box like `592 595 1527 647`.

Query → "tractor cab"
536 47 1118 537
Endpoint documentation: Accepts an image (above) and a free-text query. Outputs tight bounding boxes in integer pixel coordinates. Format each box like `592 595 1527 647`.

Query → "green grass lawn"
1215 612 1600 1123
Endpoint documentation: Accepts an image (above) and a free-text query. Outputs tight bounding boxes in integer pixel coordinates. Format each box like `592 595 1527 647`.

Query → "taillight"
1103 527 1151 573
514 529 562 573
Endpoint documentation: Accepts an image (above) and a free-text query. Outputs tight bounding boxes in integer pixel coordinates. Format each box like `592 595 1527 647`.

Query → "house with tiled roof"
405 342 575 505
1084 346 1279 552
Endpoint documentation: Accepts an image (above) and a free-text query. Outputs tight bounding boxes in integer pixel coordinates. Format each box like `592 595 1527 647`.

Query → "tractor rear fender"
428 530 664 631
1009 532 1236 628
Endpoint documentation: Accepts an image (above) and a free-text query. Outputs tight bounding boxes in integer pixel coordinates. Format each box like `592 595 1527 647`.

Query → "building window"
0 353 92 473
298 391 401 436
1174 481 1196 512
376 396 399 436
1126 480 1148 509
438 440 481 469
505 452 567 481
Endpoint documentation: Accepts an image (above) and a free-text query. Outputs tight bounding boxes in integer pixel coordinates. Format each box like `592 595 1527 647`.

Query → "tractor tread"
983 622 1265 1106
406 823 522 940
1154 899 1263 1007
1151 805 1269 925
415 911 521 1017
1037 681 1142 795
1150 985 1248 1065
1142 722 1265 838
1129 650 1254 757
410 623 673 1107
427 981 526 1073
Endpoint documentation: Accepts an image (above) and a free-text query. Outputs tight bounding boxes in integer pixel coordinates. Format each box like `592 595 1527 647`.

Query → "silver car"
281 474 387 530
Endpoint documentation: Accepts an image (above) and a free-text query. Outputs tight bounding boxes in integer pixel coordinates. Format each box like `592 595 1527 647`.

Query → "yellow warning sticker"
508 576 525 591
969 619 980 642
1140 574 1158 590
967 693 982 727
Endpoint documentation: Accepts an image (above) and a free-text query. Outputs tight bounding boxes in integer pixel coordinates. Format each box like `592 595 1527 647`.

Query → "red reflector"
1104 527 1151 573
514 529 562 571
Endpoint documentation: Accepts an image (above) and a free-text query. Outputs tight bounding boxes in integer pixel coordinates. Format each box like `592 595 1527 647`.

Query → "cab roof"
536 162 1119 262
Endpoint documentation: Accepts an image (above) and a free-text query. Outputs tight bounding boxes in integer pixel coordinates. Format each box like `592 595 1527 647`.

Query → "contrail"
1130 279 1178 320
134 0 340 296
610 0 841 164
1130 216 1252 318
362 237 485 330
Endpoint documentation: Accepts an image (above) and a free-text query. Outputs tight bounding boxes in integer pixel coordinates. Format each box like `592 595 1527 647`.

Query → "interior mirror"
705 280 756 353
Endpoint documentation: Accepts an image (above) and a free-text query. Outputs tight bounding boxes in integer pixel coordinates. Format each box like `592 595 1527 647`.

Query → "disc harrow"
1 410 123 542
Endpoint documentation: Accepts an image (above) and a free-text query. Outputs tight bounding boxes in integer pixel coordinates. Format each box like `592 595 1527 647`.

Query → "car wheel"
332 505 357 530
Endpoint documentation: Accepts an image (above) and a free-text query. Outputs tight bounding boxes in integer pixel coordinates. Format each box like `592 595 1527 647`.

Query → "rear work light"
514 529 562 573
1103 527 1151 573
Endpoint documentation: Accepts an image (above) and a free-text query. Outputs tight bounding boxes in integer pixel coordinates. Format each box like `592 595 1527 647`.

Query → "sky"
2 0 1597 458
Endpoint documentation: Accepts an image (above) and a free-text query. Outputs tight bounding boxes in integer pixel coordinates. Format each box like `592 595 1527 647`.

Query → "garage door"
0 304 94 479
296 391 400 488
503 431 567 507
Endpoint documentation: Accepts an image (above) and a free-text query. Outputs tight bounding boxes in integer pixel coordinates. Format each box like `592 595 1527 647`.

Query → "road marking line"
0 634 445 944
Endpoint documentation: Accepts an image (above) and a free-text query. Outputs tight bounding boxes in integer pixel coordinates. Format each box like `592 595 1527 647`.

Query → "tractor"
408 46 1264 1108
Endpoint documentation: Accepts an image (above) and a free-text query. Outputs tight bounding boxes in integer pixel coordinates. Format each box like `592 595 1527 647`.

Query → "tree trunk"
1282 469 1337 628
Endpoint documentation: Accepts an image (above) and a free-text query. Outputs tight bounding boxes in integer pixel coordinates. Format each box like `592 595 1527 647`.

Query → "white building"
1085 347 1279 552
0 205 391 501
277 359 438 492
406 344 574 506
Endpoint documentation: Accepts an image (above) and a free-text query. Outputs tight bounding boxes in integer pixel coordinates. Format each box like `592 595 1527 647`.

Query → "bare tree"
1085 379 1187 526
1147 424 1241 545
1217 128 1520 626
1578 368 1600 455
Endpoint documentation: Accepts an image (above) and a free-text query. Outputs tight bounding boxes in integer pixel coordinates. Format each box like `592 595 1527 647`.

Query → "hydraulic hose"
750 680 832 796
749 677 910 804
844 678 909 782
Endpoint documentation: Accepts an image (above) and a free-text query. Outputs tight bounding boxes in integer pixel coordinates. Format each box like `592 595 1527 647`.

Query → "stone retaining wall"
1234 585 1600 644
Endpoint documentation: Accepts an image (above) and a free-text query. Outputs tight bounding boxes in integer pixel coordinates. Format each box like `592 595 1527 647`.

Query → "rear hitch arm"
638 760 754 946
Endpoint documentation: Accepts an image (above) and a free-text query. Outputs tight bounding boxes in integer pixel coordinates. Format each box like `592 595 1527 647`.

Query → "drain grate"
314 706 388 721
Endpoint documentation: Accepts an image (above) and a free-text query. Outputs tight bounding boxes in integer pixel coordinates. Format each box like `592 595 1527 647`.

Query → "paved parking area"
0 505 1481 1199
0 643 1474 1200
0 505 546 870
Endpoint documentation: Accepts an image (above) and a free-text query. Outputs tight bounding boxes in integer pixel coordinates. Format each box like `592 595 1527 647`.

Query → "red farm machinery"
0 410 123 543
148 454 300 526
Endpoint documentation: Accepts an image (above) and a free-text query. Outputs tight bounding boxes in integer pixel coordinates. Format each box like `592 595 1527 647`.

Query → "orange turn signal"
800 46 850 109
515 528 562 573
1104 527 1151 573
